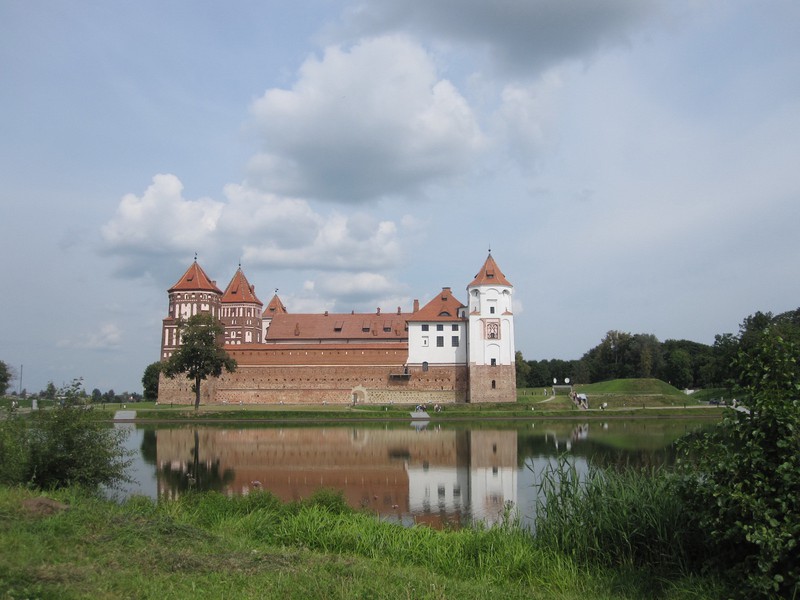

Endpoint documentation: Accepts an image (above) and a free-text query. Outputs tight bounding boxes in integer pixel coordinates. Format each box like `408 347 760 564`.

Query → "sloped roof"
265 311 410 341
468 254 512 287
407 287 465 322
168 261 223 294
222 268 263 306
263 294 288 317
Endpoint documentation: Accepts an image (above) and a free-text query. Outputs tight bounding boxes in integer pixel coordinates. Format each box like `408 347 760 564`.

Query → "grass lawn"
0 486 724 600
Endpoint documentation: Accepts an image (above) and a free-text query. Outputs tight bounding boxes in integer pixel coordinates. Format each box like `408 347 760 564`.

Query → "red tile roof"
168 261 223 294
469 254 512 287
407 287 466 322
265 311 410 341
263 294 288 317
222 268 263 306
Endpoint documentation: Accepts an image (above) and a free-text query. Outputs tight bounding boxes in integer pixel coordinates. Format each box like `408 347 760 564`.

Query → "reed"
532 457 703 575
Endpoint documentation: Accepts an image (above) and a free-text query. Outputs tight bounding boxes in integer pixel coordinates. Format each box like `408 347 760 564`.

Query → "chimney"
376 307 381 315
396 306 401 315
413 299 419 312
324 310 328 317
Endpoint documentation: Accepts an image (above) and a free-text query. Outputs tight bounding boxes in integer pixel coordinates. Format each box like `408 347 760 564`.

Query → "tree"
162 313 237 409
91 388 103 403
0 361 13 396
515 351 531 387
43 381 57 400
678 327 800 597
142 362 162 401
0 378 131 489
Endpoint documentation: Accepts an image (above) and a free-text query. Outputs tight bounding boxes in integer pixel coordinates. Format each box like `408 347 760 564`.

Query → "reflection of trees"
158 429 235 495
140 429 157 465
516 430 681 470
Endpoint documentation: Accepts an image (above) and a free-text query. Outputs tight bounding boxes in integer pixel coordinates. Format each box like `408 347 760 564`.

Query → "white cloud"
247 35 485 202
101 177 407 281
100 174 223 276
242 211 402 271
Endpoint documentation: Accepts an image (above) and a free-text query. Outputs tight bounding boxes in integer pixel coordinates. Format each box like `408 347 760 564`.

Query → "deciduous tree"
162 313 237 409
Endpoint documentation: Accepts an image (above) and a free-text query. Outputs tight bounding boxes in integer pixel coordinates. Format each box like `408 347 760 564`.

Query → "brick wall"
468 364 516 403
158 361 468 405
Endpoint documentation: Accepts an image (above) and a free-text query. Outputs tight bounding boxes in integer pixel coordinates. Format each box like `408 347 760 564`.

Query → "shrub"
0 378 131 490
677 328 800 598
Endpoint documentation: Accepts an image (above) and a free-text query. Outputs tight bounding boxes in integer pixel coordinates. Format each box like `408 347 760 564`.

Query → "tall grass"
532 457 705 575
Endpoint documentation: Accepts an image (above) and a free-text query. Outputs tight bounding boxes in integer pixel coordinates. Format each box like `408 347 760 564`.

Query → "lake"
112 418 712 529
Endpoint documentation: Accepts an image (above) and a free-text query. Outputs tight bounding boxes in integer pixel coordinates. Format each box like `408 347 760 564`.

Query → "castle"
157 253 516 405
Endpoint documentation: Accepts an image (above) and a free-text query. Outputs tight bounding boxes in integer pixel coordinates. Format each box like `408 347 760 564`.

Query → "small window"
490 306 495 314
422 361 429 372
436 336 444 347
422 324 429 331
451 336 459 347
491 358 497 366
491 380 496 389
422 337 429 347
452 324 459 331
436 324 444 331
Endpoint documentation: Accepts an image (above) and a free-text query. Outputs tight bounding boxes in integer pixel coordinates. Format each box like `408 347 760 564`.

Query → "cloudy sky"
1 0 798 394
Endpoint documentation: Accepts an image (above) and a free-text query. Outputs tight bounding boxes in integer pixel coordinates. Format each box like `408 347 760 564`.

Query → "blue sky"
1 0 799 394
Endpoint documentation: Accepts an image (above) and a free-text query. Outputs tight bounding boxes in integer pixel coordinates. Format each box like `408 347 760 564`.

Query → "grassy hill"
575 378 685 396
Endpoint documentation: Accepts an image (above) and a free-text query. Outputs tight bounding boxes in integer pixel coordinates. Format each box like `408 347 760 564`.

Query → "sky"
1 0 799 395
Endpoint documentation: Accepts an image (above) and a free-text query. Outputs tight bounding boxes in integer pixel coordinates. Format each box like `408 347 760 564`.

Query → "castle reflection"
155 425 518 528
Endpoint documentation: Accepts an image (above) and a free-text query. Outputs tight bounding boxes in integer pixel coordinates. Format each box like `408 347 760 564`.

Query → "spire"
469 253 512 287
168 261 222 294
221 267 263 306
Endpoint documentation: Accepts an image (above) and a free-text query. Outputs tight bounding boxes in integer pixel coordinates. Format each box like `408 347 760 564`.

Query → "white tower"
466 253 516 402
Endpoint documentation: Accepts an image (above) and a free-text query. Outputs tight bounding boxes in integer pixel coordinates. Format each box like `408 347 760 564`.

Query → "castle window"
423 361 429 372
436 324 443 331
422 324 429 331
491 358 497 366
491 380 496 389
422 337 429 347
436 336 444 347
452 324 459 331
490 306 495 314
451 336 459 347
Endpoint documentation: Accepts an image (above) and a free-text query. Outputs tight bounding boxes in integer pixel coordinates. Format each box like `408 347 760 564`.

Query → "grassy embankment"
0 484 726 600
40 378 720 422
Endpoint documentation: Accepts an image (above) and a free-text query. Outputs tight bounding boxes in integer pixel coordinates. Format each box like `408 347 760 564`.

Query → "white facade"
467 285 515 367
407 320 467 365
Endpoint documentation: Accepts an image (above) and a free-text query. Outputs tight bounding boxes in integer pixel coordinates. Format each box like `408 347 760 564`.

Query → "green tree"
661 348 693 389
0 378 131 489
142 362 161 401
678 327 800 597
43 381 57 400
0 361 12 396
162 313 237 409
91 388 103 403
514 351 531 388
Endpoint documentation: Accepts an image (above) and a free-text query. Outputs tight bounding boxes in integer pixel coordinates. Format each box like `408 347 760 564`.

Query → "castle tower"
261 293 288 340
221 267 263 345
466 254 516 402
160 259 223 360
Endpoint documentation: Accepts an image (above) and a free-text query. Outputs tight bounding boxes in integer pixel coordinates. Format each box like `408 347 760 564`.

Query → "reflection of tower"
467 254 516 402
468 430 518 525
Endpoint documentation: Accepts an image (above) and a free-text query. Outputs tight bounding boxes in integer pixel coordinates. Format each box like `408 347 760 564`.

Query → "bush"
0 379 131 490
677 328 800 598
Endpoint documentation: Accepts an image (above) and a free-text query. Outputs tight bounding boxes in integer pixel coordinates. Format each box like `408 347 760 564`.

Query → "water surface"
114 418 710 529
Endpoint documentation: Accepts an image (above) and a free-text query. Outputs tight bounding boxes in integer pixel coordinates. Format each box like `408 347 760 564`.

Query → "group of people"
414 403 443 413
